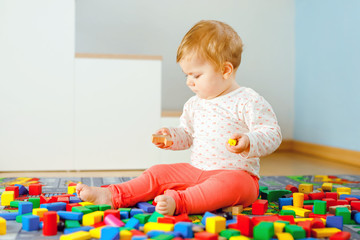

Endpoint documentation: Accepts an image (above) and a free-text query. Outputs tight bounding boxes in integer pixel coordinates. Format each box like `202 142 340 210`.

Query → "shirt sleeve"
240 96 282 158
167 99 194 151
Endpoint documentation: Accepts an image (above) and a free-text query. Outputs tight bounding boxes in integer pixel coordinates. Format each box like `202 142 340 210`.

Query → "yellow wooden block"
321 182 333 192
229 236 251 240
228 138 237 146
0 217 6 235
293 193 304 208
274 222 286 234
60 231 91 240
33 208 48 218
282 206 311 217
276 232 294 240
338 192 348 197
298 184 313 193
222 205 243 215
1 191 14 206
120 229 132 240
68 186 77 194
78 202 94 207
89 226 105 238
336 187 351 194
311 228 341 238
82 211 103 226
314 175 327 182
206 216 226 234
143 222 174 233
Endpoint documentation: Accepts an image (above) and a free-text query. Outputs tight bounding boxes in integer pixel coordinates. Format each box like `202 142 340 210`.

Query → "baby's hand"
152 128 173 149
226 133 250 154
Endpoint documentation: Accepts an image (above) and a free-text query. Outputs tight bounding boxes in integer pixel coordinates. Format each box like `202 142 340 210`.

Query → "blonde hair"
177 20 243 71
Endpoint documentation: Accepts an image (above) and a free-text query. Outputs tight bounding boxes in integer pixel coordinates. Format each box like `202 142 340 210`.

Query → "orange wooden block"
152 134 173 147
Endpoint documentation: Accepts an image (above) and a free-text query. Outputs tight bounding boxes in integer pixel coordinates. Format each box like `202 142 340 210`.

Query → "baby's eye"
194 74 201 79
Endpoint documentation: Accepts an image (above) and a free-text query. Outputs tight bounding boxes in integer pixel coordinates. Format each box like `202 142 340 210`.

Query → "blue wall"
294 0 360 151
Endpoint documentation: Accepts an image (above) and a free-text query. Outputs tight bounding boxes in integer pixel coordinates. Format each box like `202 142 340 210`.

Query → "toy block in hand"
152 134 173 147
228 138 237 146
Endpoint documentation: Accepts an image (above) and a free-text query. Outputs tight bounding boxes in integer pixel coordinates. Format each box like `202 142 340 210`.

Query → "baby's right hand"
152 128 173 149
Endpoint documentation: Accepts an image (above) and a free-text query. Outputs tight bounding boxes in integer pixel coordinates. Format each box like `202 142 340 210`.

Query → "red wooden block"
285 184 298 193
311 218 325 228
278 215 295 224
195 231 218 240
251 215 280 226
345 197 358 204
303 194 310 201
68 182 77 186
297 220 311 238
29 184 42 195
92 221 106 228
351 201 360 211
323 198 337 210
158 217 175 224
43 211 57 236
174 213 191 223
326 192 338 201
5 186 19 198
66 203 81 212
130 229 146 236
329 231 351 240
227 214 253 237
303 205 313 211
336 200 349 206
252 199 268 215
57 197 69 204
309 192 325 200
308 213 334 219
104 210 121 220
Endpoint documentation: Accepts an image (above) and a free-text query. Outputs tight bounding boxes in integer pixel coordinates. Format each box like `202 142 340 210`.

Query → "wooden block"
5 186 19 198
336 187 351 195
322 183 333 192
276 232 294 240
1 191 14 206
252 199 268 215
143 222 174 233
82 211 104 226
0 217 6 235
29 183 42 195
228 138 237 146
329 231 351 240
206 216 226 234
222 205 243 215
311 228 341 238
282 205 311 217
293 193 304 208
60 231 92 240
253 222 274 240
298 184 313 194
152 134 173 147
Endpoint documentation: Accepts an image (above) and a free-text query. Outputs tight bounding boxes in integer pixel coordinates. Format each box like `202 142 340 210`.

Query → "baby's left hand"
226 133 250 154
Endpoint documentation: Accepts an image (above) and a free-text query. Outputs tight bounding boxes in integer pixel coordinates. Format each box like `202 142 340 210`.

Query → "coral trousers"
108 163 259 215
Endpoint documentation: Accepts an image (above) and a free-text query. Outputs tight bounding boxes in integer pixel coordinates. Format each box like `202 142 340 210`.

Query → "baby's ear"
222 62 234 79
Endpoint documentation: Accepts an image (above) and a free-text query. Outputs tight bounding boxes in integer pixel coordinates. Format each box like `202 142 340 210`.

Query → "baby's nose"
186 78 195 87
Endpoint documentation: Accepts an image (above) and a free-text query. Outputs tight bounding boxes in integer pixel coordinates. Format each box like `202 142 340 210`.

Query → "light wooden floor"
1 151 360 178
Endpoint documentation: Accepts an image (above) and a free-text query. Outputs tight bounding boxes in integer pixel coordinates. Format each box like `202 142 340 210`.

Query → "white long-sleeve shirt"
168 87 282 179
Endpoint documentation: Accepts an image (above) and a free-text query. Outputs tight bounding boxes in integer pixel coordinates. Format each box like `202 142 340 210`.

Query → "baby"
77 20 282 215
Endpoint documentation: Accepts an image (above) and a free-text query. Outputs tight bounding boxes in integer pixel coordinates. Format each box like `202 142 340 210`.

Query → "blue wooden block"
132 236 148 240
130 208 145 217
279 197 293 210
354 212 360 224
0 212 18 220
120 211 129 219
64 226 94 234
57 211 83 221
69 196 82 203
40 202 66 211
339 194 360 200
125 217 140 229
136 202 155 213
18 201 33 215
201 211 216 225
22 215 40 231
326 216 343 230
147 230 165 238
100 226 120 240
174 222 193 238
15 184 28 195
226 218 237 226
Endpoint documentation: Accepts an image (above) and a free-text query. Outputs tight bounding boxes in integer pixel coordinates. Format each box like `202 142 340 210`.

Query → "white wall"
76 0 295 139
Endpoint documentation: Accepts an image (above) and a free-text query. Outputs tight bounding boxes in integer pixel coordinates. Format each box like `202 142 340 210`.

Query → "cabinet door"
74 57 162 170
0 1 75 171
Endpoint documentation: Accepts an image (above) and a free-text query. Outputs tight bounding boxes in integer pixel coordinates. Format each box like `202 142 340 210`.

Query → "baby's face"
179 55 230 100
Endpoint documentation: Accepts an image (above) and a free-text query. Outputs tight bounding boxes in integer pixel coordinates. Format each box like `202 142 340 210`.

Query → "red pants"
108 163 259 215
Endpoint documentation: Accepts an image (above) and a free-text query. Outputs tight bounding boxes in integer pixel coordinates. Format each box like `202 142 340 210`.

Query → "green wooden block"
85 205 99 211
119 227 133 231
28 198 40 209
313 200 326 215
72 206 93 215
336 207 351 224
219 229 241 239
65 220 81 228
148 211 164 223
280 209 296 217
10 201 21 208
275 220 290 225
134 213 151 224
98 204 111 211
261 190 292 202
122 218 131 224
152 234 174 240
253 221 274 240
16 213 32 223
119 208 131 213
284 225 306 239
303 200 315 205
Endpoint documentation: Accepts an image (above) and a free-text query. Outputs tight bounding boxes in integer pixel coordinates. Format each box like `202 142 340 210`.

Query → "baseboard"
278 140 360 168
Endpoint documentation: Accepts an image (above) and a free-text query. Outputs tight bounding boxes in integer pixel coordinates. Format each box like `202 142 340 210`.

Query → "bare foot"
154 195 176 216
76 184 114 208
